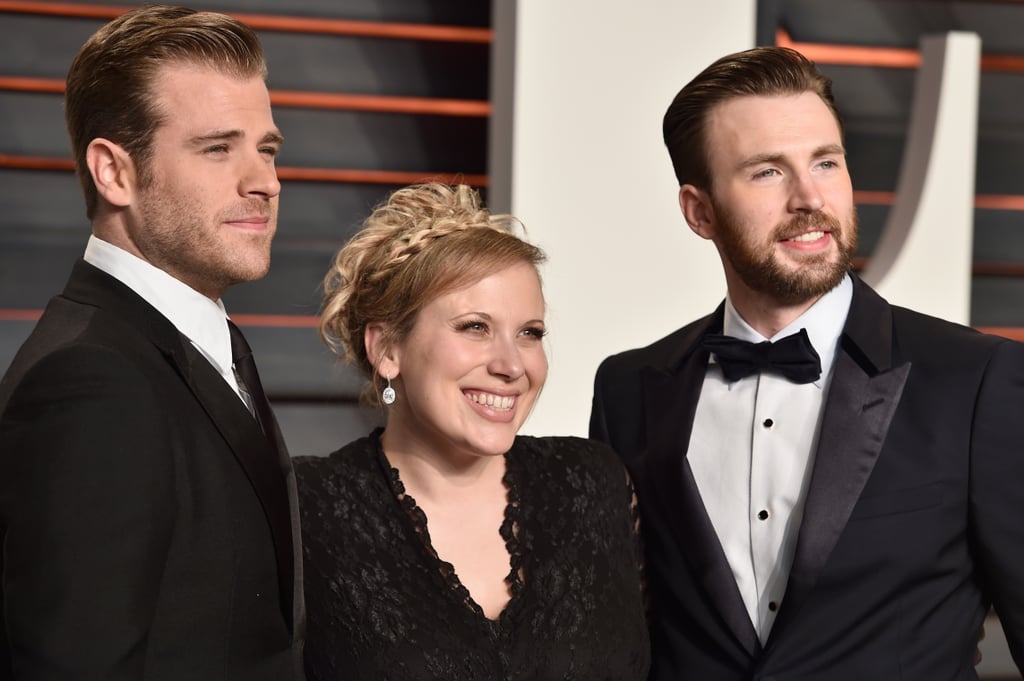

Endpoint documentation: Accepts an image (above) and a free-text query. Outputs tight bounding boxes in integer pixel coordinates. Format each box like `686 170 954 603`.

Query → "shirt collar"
722 273 853 385
83 235 234 376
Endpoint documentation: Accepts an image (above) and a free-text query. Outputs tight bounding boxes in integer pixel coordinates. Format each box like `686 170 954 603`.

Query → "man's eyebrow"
738 144 846 169
261 131 285 146
187 130 284 147
738 152 785 169
188 129 243 147
812 143 846 157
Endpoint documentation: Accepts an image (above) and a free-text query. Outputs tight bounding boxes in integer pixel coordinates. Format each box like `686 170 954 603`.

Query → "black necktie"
701 327 822 384
228 320 272 433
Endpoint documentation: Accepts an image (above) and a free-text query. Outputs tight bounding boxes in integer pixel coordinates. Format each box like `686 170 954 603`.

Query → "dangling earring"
382 373 396 405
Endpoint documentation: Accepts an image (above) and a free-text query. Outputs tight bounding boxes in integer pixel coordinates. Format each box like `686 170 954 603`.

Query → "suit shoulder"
596 311 718 376
1 339 164 419
1 297 178 404
890 305 1015 355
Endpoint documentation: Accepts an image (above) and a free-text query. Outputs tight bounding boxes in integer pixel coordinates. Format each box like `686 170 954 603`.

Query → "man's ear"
365 322 398 378
86 138 136 209
679 184 715 240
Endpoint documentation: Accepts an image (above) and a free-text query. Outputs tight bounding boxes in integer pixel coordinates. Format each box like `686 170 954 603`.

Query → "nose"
488 336 526 381
788 172 824 213
240 150 281 199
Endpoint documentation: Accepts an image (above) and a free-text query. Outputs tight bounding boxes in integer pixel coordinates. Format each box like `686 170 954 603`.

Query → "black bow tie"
701 328 822 384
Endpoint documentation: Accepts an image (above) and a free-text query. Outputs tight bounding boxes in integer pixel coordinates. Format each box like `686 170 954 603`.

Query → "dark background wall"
1 0 1023 676
6 1 1023 457
0 0 492 456
761 0 1024 333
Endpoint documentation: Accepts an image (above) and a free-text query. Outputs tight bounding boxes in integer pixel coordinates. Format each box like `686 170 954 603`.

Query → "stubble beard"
137 183 275 298
714 202 858 307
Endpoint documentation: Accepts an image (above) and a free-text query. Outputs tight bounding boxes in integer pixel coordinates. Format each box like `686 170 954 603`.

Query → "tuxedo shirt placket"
748 372 824 637
687 276 851 644
689 369 824 642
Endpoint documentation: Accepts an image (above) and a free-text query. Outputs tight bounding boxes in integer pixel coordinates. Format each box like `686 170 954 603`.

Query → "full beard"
715 206 858 307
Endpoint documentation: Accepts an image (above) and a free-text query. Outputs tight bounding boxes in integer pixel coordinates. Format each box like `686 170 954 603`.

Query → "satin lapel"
263 400 306 641
176 340 296 626
643 308 760 657
768 276 910 645
62 261 296 628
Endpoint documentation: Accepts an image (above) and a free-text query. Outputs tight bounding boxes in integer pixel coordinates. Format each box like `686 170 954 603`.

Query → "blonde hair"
320 183 546 403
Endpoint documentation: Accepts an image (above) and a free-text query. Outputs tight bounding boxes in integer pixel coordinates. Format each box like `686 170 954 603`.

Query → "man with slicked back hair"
591 46 1024 679
0 6 304 679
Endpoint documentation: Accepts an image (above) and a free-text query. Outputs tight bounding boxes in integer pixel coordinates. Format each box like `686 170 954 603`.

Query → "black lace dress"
295 429 650 681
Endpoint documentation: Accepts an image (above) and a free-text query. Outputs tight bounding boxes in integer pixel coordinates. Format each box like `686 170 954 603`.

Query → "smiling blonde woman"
295 183 650 681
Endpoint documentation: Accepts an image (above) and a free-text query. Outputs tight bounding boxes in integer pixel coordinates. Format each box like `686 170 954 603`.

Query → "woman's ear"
365 322 398 378
679 184 715 240
86 138 137 209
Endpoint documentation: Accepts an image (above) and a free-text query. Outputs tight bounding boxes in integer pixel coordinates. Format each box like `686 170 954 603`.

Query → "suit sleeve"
589 358 613 445
969 338 1024 671
0 345 175 680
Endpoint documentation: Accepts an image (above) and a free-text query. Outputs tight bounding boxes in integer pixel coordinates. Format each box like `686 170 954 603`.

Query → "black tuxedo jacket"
0 261 304 680
590 275 1024 680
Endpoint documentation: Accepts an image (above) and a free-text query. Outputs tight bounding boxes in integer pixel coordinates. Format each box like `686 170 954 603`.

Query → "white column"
491 0 758 435
860 32 980 325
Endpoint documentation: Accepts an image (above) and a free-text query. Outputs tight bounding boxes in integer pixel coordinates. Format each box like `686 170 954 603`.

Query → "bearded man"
590 46 1024 679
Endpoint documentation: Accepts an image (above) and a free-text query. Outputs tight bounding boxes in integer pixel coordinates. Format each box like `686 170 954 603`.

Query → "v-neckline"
374 435 526 625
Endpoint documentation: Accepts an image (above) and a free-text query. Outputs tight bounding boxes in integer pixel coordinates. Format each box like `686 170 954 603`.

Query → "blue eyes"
203 145 279 158
752 159 839 180
455 320 546 339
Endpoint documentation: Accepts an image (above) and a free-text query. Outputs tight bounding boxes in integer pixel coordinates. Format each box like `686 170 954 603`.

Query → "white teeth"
466 392 515 411
789 231 825 242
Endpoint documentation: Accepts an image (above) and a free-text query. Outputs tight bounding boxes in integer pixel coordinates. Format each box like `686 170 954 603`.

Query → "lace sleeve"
624 467 650 621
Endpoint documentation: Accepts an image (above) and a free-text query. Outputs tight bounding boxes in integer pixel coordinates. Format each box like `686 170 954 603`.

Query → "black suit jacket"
591 275 1024 680
0 261 304 680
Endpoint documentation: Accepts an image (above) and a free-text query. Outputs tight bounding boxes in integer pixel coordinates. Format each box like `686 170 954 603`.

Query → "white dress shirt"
687 274 853 643
83 235 247 404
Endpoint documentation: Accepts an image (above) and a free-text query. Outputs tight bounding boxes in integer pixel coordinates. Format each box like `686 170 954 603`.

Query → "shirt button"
763 418 774 428
757 509 769 521
768 601 779 612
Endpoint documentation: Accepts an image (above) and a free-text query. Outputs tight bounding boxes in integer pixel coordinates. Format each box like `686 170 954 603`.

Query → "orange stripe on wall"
271 91 489 117
853 190 1024 211
0 309 42 322
778 28 1024 74
978 327 1024 342
230 314 319 328
0 1 492 43
0 154 73 171
0 309 321 327
0 155 488 187
777 29 921 68
275 167 488 187
0 76 63 94
0 77 491 118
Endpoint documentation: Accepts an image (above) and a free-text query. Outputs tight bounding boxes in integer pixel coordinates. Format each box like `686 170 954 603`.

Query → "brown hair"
663 46 842 190
320 183 547 404
65 5 268 219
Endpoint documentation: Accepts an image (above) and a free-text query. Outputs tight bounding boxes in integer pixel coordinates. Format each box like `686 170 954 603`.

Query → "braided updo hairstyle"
320 183 547 404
